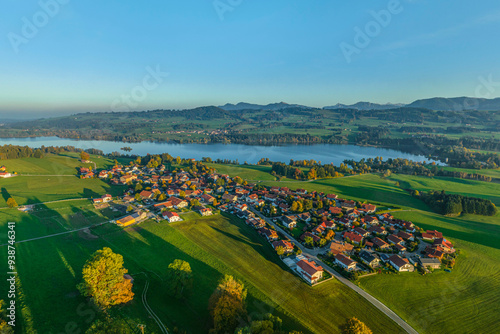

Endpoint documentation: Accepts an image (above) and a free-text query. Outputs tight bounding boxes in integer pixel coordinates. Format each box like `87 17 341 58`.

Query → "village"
80 159 457 286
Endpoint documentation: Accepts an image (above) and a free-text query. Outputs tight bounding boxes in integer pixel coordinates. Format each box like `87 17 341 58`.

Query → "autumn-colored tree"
318 238 327 247
212 199 218 206
275 246 284 257
190 199 201 208
304 236 314 247
291 201 298 212
6 198 17 208
158 193 167 201
234 176 243 185
325 230 335 240
77 247 134 310
134 183 143 192
0 300 13 334
80 151 90 161
307 168 317 180
340 317 372 334
126 205 133 212
166 260 193 299
179 190 186 198
209 275 247 334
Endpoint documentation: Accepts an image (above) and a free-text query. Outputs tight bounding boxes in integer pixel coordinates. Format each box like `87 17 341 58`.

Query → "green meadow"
0 212 403 333
0 154 498 333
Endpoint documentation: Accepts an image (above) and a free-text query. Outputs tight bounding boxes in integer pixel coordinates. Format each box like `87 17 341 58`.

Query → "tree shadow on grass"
1 187 11 202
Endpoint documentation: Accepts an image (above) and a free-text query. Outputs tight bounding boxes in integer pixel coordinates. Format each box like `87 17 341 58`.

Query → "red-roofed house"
163 211 181 223
272 240 294 254
342 231 363 245
296 259 323 284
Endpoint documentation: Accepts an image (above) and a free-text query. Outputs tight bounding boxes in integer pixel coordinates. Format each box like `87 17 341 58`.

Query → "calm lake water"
0 137 440 165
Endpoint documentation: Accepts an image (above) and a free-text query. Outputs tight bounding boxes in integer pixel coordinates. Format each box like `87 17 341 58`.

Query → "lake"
0 137 441 165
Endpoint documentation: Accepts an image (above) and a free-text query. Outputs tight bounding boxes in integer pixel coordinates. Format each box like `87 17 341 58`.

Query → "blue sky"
1 0 500 117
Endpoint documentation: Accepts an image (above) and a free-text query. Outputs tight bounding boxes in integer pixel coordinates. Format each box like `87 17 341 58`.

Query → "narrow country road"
141 278 169 334
250 208 419 334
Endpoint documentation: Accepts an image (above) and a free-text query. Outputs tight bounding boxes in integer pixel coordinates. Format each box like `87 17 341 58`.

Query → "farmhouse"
296 259 323 284
388 255 414 272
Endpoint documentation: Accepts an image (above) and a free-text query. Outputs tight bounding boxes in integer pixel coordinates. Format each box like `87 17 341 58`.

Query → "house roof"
389 255 409 268
297 259 323 276
335 253 356 267
373 237 389 247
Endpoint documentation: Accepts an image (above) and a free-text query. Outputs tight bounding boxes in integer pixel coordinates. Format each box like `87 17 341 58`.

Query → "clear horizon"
2 0 500 117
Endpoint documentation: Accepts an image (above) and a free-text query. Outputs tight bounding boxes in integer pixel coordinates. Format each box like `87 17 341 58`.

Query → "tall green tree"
85 317 134 334
166 260 193 299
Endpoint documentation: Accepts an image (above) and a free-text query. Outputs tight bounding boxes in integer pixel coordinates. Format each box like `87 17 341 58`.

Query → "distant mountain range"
219 102 311 111
323 102 405 110
220 97 500 112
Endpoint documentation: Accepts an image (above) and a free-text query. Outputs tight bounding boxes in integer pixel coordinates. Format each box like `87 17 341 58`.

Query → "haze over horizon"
2 0 500 118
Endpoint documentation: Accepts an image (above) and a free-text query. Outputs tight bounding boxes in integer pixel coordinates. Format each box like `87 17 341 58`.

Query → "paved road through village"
250 208 419 334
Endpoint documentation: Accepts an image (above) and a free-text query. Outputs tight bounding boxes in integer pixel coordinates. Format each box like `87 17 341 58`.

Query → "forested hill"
407 97 500 111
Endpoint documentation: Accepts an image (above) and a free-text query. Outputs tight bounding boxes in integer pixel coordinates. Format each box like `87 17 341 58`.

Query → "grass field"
247 172 500 334
388 174 500 206
1 156 499 333
206 163 277 181
0 152 130 175
437 166 500 179
0 175 125 208
0 212 403 333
